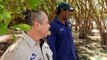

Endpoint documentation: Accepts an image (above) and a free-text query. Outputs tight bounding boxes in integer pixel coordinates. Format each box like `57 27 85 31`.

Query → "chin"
42 34 47 38
64 18 67 20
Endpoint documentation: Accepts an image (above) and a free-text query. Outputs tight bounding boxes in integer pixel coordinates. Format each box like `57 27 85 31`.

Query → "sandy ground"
72 31 107 60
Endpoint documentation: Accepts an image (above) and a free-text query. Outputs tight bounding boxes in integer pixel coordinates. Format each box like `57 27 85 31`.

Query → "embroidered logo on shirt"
30 53 36 60
60 28 64 32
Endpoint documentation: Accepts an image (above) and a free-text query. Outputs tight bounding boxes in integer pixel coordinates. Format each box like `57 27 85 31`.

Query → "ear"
61 9 63 12
61 9 65 14
34 21 40 28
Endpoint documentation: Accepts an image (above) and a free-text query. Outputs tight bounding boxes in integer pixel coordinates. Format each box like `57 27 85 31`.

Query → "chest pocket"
57 28 67 37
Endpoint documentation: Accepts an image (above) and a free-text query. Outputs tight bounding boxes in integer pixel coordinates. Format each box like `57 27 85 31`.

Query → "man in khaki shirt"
1 10 52 60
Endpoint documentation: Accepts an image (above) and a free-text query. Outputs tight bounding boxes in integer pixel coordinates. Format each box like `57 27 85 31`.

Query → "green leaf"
0 4 4 9
0 26 8 35
0 13 3 21
11 24 31 31
28 0 41 9
11 34 16 42
3 10 11 19
0 21 4 26
3 18 11 26
3 10 12 26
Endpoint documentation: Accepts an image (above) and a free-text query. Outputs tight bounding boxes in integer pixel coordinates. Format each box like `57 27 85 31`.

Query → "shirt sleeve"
47 24 57 60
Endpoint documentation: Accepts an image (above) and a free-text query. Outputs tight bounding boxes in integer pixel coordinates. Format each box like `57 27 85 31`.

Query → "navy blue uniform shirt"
47 17 77 60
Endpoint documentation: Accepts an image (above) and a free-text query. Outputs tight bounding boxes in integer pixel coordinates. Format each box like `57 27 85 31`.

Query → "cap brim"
69 7 75 11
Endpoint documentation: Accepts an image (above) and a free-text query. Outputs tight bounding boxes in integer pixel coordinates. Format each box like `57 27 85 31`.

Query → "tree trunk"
101 32 107 49
79 26 86 39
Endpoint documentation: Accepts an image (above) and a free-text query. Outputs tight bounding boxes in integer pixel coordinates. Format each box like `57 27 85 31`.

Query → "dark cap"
57 2 75 11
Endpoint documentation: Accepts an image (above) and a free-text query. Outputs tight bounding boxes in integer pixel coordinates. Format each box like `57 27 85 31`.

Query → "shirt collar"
22 31 38 47
54 16 69 26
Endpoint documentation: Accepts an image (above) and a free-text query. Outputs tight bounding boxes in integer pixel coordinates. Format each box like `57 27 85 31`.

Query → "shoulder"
7 39 22 52
50 20 57 26
50 20 59 29
1 38 26 58
9 38 27 51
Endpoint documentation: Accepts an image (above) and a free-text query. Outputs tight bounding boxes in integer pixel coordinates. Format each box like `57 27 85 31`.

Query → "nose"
48 24 51 28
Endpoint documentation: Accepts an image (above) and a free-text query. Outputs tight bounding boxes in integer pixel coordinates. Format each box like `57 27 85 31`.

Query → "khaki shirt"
1 32 53 60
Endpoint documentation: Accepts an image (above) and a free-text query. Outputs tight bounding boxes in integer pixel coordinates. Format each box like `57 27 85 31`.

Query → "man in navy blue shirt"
47 2 77 60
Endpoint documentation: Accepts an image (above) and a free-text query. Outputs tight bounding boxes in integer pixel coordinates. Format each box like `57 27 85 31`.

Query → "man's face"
62 9 70 20
38 14 50 38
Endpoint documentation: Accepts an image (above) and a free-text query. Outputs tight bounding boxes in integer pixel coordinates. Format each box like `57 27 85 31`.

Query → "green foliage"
0 21 4 26
3 10 12 26
0 0 42 42
0 13 3 21
0 6 10 36
11 24 31 31
0 2 11 35
11 34 16 43
0 26 8 35
28 0 41 9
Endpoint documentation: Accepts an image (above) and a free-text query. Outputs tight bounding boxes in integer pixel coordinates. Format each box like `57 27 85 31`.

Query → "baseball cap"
57 2 75 11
